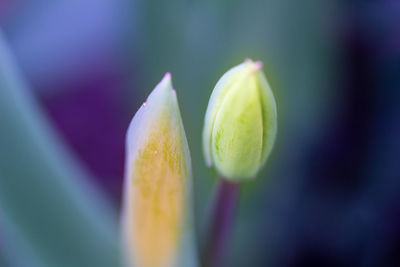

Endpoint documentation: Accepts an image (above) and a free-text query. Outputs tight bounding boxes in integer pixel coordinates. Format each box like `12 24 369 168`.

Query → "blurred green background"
1 0 399 266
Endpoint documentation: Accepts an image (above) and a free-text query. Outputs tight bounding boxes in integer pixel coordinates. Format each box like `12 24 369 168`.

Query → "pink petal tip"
253 61 263 70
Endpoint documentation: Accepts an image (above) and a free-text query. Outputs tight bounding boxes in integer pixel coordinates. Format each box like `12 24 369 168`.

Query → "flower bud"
122 73 197 267
203 59 277 181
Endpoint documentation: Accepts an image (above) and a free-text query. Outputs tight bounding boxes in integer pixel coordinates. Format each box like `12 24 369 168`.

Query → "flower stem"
204 178 239 267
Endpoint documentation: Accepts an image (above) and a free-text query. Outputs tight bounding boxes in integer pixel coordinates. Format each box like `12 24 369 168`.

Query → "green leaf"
0 31 121 267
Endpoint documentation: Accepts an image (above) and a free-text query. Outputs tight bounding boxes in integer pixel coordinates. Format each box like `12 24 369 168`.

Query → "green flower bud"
203 59 277 181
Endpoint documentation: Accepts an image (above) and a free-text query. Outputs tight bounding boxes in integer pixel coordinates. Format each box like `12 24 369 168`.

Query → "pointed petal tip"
253 61 263 70
162 72 172 86
244 58 263 72
146 73 174 100
161 73 178 97
158 72 174 93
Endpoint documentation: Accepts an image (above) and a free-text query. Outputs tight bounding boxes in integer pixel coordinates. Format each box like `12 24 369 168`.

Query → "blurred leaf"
0 249 9 267
0 209 43 267
0 31 121 266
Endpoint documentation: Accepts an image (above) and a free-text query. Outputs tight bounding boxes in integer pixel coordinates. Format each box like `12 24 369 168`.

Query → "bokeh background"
1 0 400 266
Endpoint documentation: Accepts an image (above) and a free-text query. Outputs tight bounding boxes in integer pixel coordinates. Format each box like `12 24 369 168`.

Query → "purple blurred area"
1 0 135 201
40 70 129 199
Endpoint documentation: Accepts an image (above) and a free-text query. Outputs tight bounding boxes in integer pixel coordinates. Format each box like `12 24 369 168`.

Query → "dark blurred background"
1 0 399 266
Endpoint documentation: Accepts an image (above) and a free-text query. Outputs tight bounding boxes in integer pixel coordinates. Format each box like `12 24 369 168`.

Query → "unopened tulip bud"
203 59 277 181
122 73 197 267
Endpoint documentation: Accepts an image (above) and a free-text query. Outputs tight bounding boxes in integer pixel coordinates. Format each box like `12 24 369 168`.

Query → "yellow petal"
122 73 194 267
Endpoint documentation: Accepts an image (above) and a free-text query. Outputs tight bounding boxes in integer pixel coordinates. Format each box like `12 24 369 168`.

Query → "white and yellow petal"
122 73 196 267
